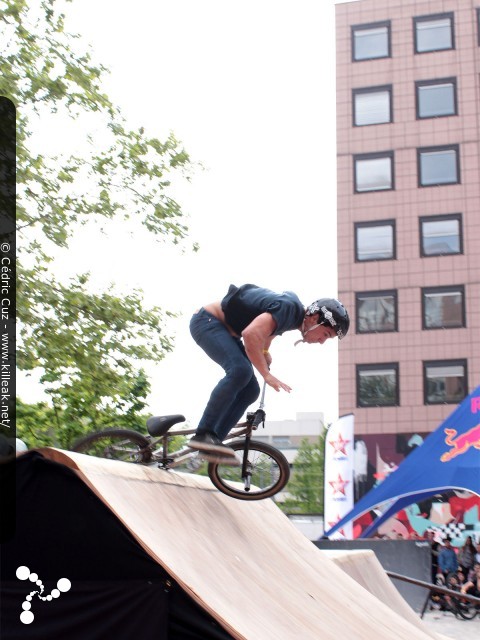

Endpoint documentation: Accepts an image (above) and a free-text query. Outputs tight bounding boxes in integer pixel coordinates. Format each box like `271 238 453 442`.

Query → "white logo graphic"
321 306 337 327
16 566 71 625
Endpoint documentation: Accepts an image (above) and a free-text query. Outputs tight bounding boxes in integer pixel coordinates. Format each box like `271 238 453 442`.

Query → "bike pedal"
157 458 174 469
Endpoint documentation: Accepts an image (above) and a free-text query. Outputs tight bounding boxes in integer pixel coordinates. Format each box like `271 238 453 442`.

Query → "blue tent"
324 385 480 539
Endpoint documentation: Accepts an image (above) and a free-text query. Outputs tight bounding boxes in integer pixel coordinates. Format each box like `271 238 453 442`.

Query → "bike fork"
241 435 252 492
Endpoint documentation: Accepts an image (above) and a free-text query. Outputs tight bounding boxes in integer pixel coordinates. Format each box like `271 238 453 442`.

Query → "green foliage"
3 0 196 253
280 434 326 515
1 0 198 447
16 397 58 449
16 368 153 449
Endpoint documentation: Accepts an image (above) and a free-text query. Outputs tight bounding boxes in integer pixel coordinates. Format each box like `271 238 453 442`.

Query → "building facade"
336 0 480 439
255 411 325 464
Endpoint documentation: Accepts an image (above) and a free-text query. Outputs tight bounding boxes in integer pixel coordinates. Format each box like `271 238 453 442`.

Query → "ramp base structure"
1 449 450 640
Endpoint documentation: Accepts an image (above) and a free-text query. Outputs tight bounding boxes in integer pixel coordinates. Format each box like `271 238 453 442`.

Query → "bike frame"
73 381 290 499
148 382 267 470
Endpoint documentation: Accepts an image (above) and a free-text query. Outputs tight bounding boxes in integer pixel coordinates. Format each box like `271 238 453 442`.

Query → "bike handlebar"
252 409 266 428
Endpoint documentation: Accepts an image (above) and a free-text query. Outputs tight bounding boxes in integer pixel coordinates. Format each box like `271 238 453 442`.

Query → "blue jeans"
190 308 260 440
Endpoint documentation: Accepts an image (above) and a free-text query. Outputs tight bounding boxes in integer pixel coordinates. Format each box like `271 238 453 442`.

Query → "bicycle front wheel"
71 429 152 464
208 439 290 500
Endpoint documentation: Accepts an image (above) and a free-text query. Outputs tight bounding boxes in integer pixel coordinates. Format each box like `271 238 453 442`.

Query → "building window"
357 363 399 407
424 360 467 404
414 13 454 53
420 214 462 256
353 86 392 126
418 145 460 187
354 152 394 192
355 220 396 262
416 78 457 119
352 21 391 61
356 290 397 333
422 286 465 330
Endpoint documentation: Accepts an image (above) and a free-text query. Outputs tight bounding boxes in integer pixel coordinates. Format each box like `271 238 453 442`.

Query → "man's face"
303 323 336 345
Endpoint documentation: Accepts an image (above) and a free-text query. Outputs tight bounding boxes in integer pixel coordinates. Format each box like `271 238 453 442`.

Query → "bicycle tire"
71 429 152 464
454 599 478 620
207 439 290 500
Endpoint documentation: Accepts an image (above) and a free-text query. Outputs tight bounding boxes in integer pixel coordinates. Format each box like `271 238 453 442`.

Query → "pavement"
421 607 479 640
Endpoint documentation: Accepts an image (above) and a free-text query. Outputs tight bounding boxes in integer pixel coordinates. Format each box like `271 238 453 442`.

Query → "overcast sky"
20 0 353 426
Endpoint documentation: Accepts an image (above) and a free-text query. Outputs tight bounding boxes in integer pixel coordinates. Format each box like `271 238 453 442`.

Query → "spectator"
458 536 476 577
425 530 440 583
437 537 458 577
460 563 480 598
474 541 480 566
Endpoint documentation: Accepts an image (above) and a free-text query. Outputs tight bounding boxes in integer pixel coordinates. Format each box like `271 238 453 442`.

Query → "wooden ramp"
325 550 450 640
40 448 449 640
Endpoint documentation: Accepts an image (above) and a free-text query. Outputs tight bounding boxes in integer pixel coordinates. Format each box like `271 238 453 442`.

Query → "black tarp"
0 452 234 640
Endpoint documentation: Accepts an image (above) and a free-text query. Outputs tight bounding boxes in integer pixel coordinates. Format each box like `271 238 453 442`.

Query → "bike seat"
146 414 186 437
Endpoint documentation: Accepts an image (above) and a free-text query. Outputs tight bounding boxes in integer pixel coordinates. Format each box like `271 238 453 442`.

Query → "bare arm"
241 313 292 393
461 580 474 593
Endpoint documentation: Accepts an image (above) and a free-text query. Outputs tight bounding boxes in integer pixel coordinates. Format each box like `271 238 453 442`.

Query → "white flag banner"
324 413 354 539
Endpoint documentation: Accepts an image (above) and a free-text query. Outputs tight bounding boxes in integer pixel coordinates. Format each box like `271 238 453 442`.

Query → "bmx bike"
71 385 290 501
433 571 480 620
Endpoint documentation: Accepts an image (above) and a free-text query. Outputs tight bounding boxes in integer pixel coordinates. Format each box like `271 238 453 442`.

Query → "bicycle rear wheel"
208 439 290 500
454 599 478 620
71 429 152 464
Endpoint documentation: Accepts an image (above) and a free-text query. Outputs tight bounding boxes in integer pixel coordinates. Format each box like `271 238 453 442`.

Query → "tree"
1 0 197 446
281 434 326 515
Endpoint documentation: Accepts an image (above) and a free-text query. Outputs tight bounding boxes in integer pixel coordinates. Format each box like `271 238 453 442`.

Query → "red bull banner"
324 385 480 540
324 413 354 539
441 421 480 462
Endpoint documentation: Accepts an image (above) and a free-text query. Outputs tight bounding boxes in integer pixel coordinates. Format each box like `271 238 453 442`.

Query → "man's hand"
264 372 292 393
263 351 273 367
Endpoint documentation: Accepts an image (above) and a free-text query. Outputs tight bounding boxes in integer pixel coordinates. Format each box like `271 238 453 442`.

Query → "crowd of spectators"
421 533 480 605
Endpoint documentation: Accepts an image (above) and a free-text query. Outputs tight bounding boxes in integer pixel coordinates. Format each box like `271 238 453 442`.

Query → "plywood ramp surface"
41 449 448 640
324 550 451 640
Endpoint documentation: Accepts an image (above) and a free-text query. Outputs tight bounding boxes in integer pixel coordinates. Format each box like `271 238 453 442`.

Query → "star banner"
324 413 354 539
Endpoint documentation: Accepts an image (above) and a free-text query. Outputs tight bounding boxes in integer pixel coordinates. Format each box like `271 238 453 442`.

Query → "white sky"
18 0 352 426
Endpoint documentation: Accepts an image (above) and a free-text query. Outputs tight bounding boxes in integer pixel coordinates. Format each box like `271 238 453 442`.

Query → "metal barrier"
315 539 431 611
386 570 480 618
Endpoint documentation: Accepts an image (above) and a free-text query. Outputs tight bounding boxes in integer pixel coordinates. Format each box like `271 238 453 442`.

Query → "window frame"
356 362 400 408
421 285 466 330
413 12 455 54
351 20 392 62
415 77 457 119
355 289 398 334
354 219 396 262
419 213 463 257
354 151 395 193
352 85 393 127
417 144 460 187
423 359 468 405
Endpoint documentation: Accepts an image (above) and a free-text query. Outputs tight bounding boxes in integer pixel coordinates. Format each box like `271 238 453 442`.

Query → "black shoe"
200 451 240 466
189 432 236 457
